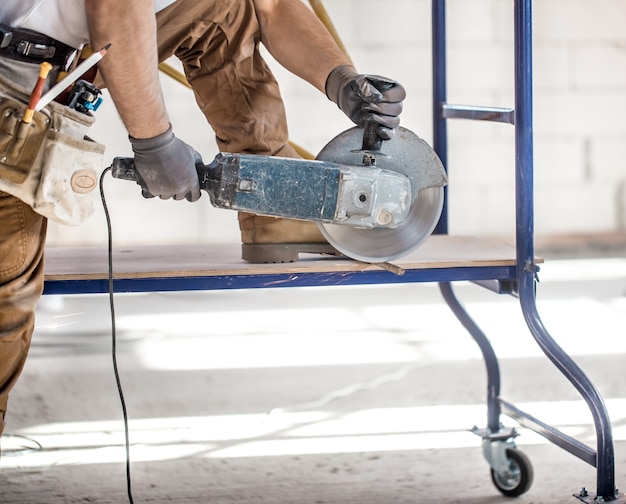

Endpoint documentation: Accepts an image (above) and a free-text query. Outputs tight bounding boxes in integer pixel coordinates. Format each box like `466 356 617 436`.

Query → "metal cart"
42 0 621 500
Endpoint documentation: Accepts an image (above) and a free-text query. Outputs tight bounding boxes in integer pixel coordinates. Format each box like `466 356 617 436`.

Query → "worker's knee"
156 0 289 155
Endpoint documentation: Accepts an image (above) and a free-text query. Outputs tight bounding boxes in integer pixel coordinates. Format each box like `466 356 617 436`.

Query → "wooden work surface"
44 235 521 281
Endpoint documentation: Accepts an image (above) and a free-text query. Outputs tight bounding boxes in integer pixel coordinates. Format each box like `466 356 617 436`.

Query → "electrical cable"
99 167 134 504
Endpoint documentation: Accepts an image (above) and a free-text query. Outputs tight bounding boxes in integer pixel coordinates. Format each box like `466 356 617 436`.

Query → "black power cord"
99 166 134 504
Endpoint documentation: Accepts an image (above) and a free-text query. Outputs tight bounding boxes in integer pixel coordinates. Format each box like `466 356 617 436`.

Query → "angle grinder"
111 125 446 263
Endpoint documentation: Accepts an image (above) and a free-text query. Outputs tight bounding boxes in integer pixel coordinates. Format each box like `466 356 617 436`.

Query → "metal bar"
439 283 501 433
471 279 517 295
432 0 448 235
513 0 616 498
43 264 518 295
500 399 597 467
441 104 515 124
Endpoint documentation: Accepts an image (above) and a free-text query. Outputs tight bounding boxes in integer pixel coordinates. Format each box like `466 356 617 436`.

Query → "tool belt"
0 73 105 226
0 24 76 68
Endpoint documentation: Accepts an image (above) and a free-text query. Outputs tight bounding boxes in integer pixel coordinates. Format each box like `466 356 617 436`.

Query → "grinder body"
111 152 412 230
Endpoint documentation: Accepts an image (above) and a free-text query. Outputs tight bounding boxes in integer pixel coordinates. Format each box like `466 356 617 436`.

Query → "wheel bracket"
482 437 517 476
471 426 518 474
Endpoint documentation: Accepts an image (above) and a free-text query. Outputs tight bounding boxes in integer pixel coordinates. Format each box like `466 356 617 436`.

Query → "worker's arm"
85 0 168 138
253 0 406 139
252 0 349 92
84 0 200 201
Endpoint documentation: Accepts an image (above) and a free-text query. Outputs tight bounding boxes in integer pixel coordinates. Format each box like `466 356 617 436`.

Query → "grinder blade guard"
316 126 447 263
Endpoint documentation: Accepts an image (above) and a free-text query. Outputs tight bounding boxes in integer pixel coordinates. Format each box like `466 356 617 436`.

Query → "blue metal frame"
432 0 619 500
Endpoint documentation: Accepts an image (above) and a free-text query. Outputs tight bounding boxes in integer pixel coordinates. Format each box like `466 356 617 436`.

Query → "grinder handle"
361 122 384 153
109 156 209 198
357 76 398 156
110 157 155 198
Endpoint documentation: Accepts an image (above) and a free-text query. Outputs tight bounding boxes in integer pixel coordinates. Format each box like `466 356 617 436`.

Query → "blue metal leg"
439 282 501 433
432 0 502 440
514 0 616 499
432 0 448 236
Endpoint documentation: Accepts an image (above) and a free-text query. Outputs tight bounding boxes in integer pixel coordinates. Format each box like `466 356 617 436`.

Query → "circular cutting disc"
316 126 445 263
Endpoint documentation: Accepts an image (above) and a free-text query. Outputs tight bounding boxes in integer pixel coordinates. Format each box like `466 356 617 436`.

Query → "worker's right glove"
130 124 201 202
325 65 406 140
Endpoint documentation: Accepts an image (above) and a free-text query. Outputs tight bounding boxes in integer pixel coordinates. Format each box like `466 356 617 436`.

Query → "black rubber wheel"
490 448 534 497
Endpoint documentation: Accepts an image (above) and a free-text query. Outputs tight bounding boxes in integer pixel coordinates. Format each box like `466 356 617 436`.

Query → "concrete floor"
1 251 626 503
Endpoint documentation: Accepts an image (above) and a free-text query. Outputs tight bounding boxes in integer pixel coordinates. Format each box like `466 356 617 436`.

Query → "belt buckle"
0 27 12 49
17 39 56 59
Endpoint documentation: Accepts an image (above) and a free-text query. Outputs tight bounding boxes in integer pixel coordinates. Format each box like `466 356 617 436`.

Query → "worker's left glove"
325 65 406 140
130 124 201 202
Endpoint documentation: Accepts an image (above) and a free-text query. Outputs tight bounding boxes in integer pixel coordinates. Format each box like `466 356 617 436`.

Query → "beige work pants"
156 0 297 157
0 193 47 437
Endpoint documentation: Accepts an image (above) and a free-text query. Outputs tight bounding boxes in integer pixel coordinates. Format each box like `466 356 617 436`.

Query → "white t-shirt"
0 0 176 49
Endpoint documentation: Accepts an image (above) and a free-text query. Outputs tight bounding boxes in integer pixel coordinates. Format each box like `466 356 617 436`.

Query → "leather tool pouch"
0 74 105 225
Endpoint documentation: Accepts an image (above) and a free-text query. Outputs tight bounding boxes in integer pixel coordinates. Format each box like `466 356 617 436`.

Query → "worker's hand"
129 125 201 202
325 65 406 140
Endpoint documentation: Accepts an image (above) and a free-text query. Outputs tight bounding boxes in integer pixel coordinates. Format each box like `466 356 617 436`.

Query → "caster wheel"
490 448 534 497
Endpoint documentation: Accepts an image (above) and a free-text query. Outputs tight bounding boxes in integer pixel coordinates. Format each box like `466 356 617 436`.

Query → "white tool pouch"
0 74 104 226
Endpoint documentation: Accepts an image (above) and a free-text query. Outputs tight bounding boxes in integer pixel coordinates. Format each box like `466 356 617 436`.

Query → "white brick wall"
46 0 626 246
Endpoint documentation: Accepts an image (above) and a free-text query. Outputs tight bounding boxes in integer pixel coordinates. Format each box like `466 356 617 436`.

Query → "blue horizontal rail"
43 264 518 295
500 399 597 467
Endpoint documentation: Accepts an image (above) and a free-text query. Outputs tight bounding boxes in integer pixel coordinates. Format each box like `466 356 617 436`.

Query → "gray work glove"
129 124 201 202
325 65 406 140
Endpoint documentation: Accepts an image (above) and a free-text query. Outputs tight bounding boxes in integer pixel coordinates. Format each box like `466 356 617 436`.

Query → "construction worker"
0 0 405 445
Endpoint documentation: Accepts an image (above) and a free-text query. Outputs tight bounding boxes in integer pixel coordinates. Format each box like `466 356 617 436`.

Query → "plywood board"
44 235 526 281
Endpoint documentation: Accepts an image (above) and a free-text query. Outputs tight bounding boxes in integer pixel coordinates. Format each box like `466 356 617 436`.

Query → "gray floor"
1 248 626 503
